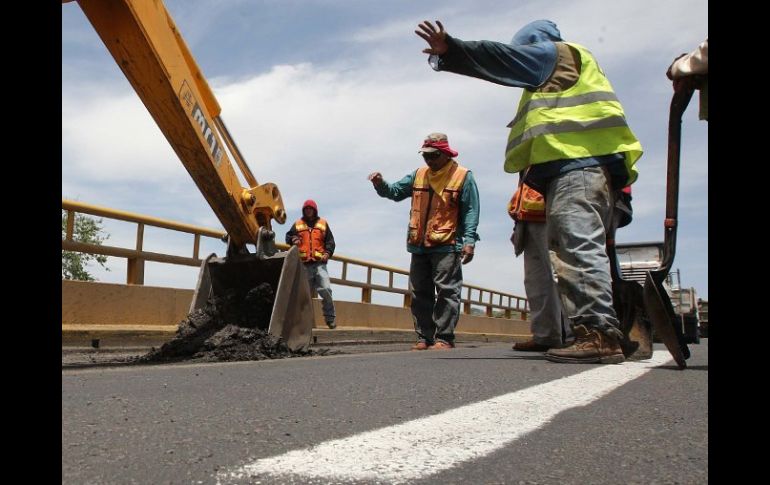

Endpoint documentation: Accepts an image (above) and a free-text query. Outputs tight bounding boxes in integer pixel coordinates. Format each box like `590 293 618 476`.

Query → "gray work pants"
545 166 623 339
513 221 572 346
409 252 463 344
304 262 335 322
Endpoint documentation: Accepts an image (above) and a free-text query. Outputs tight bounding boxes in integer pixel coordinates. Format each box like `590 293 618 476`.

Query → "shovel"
643 86 696 369
607 227 652 360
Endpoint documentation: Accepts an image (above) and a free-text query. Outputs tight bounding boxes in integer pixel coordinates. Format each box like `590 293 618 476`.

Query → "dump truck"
670 286 701 344
616 242 702 345
667 269 701 344
697 298 708 338
63 0 315 350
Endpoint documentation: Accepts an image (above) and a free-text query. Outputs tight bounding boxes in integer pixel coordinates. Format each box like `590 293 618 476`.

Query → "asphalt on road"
62 339 708 485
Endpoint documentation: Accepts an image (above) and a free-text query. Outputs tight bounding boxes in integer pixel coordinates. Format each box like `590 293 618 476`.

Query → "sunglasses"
421 151 442 160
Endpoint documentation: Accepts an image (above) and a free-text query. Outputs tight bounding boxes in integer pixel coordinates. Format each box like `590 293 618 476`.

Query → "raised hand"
415 20 448 55
367 172 383 187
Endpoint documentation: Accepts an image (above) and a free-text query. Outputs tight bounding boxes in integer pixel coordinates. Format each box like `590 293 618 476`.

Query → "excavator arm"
67 0 285 249
64 0 314 351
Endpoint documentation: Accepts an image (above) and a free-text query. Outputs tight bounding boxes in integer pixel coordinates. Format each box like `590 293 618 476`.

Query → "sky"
61 0 708 305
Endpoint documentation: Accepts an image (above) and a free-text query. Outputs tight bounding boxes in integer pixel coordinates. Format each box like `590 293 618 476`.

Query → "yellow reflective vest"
504 42 643 185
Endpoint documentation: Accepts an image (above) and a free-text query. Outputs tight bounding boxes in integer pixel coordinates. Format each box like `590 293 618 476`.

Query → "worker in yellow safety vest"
416 19 643 364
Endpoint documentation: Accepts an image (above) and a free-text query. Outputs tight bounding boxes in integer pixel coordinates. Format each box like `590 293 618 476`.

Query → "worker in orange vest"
368 133 480 350
286 199 337 329
508 172 572 352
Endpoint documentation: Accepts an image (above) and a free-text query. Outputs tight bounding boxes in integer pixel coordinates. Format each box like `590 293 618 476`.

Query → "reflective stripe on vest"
295 218 327 262
504 42 642 185
408 161 469 247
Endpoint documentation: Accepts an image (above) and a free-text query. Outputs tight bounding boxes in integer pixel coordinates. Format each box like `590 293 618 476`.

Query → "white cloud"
62 0 707 298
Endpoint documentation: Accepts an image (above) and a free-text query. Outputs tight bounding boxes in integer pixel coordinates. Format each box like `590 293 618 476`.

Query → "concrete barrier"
63 280 531 338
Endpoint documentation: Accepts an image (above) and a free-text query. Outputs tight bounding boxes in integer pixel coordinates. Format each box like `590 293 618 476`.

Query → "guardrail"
62 199 529 319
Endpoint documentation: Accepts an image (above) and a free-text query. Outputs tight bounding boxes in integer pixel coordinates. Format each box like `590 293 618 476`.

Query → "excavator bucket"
190 245 314 351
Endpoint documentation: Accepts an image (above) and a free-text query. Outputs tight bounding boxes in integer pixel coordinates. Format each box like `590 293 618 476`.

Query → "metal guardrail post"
192 234 201 260
361 267 373 303
127 223 145 285
65 210 75 241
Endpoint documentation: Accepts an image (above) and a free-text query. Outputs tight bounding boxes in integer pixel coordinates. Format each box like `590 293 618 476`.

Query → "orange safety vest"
295 218 328 262
408 162 469 247
507 182 546 222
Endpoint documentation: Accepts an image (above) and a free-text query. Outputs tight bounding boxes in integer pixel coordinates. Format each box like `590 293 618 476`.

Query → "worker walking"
415 20 643 364
368 133 480 350
286 200 337 329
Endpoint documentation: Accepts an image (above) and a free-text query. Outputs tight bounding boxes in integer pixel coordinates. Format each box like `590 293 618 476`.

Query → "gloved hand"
321 253 330 263
291 236 301 246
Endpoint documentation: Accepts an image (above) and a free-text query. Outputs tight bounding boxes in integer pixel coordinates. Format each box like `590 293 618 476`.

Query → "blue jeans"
409 252 463 344
304 262 335 322
545 166 623 340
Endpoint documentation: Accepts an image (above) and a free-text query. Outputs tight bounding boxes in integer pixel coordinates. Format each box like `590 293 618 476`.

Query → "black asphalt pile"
136 283 329 364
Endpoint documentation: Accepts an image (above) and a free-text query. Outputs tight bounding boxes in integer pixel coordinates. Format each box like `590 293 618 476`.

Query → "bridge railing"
62 199 529 319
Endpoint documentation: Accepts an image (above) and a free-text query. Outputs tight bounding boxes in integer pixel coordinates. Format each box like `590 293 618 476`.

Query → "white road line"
218 351 672 484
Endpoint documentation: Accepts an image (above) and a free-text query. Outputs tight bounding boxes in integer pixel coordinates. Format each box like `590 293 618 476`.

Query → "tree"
62 211 110 281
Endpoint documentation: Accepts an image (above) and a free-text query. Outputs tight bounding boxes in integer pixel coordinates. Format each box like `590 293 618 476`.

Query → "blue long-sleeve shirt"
431 34 558 89
375 169 480 254
431 28 629 191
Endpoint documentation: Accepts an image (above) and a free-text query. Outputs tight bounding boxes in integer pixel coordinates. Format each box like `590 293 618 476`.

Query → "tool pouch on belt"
507 182 546 223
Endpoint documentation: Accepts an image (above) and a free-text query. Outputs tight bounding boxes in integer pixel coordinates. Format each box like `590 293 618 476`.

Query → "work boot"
545 325 625 364
326 319 336 329
512 340 552 352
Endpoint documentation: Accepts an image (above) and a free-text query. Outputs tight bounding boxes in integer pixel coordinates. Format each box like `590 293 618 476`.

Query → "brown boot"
545 325 625 364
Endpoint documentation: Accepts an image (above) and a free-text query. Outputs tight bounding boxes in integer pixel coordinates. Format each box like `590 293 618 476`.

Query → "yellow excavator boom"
69 0 286 248
64 0 313 351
